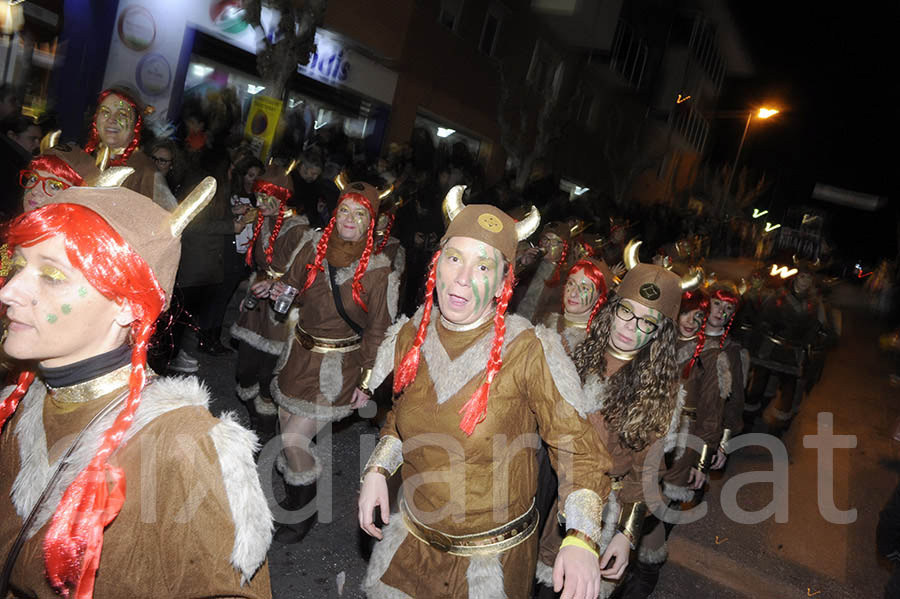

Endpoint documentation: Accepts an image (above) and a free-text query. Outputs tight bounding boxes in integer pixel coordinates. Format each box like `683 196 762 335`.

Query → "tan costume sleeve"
357 268 393 370
268 223 312 277
695 352 726 447
720 344 747 441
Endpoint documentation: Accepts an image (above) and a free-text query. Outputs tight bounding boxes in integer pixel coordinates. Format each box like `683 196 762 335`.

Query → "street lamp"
722 107 779 216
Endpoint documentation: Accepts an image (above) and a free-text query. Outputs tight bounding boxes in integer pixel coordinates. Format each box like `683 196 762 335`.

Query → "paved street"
190 280 898 598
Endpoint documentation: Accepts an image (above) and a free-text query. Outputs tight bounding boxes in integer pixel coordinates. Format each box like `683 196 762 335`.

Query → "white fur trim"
560 325 586 356
270 377 355 422
716 352 733 400
253 395 278 416
638 539 668 564
386 270 400 321
230 322 286 356
562 489 604 545
466 554 505 599
581 373 610 415
534 324 589 417
319 352 344 403
392 243 406 276
600 490 620 552
362 512 410 599
13 376 211 537
535 560 554 586
208 412 274 583
663 385 687 453
235 382 259 402
517 260 555 321
330 252 391 287
420 311 530 405
740 348 750 388
276 450 321 485
663 481 695 502
674 414 691 460
370 316 408 391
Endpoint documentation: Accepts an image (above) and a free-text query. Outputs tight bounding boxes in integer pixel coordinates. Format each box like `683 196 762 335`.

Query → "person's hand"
269 280 288 299
688 467 708 490
232 203 250 216
358 471 390 539
250 279 274 298
553 543 601 599
241 208 259 225
611 261 627 278
599 532 630 580
233 219 246 233
711 447 727 470
518 246 541 267
350 388 371 410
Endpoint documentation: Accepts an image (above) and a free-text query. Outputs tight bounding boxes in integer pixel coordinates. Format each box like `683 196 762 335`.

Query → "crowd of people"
0 84 842 598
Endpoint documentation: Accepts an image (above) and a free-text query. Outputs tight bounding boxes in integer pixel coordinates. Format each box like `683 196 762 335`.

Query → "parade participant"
537 242 696 599
358 187 610 599
270 173 398 544
374 193 406 276
543 257 613 354
230 164 311 439
747 261 823 433
701 280 747 463
0 180 273 598
83 86 177 211
511 220 577 323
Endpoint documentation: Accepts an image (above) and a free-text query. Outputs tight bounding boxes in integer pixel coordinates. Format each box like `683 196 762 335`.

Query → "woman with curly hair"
0 181 272 598
536 255 695 599
358 187 611 599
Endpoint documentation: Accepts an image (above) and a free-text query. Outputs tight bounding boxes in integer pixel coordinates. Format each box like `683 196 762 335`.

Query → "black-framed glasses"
615 302 659 334
152 155 172 166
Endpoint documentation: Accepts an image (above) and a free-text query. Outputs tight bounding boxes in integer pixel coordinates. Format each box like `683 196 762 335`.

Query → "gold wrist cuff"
564 530 600 555
361 465 390 484
265 267 284 281
357 368 374 395
719 428 733 452
616 501 646 550
696 444 712 472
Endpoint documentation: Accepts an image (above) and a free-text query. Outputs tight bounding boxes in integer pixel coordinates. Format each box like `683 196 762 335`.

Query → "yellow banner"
244 95 283 161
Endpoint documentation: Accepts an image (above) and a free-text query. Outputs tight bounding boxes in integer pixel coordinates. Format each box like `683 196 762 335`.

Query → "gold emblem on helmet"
477 213 504 233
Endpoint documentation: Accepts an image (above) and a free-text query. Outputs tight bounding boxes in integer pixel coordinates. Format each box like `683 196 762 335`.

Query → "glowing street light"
722 106 781 216
757 107 779 119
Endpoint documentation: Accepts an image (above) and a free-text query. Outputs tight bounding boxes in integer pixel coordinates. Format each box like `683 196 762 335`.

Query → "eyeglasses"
615 302 659 334
152 155 172 165
19 170 71 197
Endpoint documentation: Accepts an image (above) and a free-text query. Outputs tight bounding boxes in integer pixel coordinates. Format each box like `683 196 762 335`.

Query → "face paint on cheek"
78 287 88 297
61 304 72 315
471 277 482 313
46 314 57 324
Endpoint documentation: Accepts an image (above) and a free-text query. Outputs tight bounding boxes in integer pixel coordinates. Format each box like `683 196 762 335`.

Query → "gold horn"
569 220 588 238
95 144 111 171
378 183 394 200
623 238 642 270
515 205 541 241
442 185 466 224
169 176 217 238
88 166 134 188
285 159 299 175
334 172 349 191
39 130 61 154
737 278 748 295
680 266 705 291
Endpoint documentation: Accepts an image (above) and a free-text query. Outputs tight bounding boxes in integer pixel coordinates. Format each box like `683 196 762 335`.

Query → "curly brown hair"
573 297 680 451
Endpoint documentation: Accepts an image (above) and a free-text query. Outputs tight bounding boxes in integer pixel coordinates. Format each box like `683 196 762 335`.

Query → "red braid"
683 312 708 379
0 371 36 433
394 251 441 396
711 288 740 349
458 264 516 435
244 210 267 267
264 202 287 265
83 90 142 166
680 289 710 378
545 241 569 287
350 213 376 312
302 215 335 293
375 214 395 254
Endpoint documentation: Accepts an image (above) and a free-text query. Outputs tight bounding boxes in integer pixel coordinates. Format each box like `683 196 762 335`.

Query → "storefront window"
184 56 265 120
414 112 481 157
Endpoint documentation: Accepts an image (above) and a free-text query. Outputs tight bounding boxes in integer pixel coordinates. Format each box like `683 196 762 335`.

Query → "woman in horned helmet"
536 239 699 599
0 181 272 597
230 163 312 439
269 173 400 544
358 186 611 599
511 220 581 323
544 257 614 355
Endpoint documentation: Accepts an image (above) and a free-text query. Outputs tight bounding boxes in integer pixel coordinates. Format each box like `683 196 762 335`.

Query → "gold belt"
400 495 538 556
609 474 624 491
294 324 361 354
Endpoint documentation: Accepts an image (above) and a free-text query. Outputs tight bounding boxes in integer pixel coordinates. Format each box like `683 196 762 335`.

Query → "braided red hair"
1 203 165 598
375 213 395 254
564 259 609 330
302 193 375 311
711 288 740 348
83 90 142 166
545 240 569 287
393 251 440 396
679 289 710 378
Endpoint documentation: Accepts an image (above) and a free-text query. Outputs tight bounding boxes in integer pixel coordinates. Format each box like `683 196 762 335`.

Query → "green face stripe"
471 276 483 313
61 304 72 315
77 287 88 297
46 314 57 324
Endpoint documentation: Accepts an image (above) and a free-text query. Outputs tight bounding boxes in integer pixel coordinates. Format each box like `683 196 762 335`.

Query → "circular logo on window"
477 213 503 233
136 53 171 97
639 283 661 300
210 0 250 35
117 6 156 52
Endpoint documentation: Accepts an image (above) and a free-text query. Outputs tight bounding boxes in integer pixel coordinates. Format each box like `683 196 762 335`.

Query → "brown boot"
273 481 317 544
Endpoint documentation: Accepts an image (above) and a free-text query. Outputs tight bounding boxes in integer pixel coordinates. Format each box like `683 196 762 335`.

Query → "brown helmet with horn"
620 238 704 321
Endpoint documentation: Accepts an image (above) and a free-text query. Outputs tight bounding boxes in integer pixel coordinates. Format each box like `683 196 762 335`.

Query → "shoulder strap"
327 265 364 337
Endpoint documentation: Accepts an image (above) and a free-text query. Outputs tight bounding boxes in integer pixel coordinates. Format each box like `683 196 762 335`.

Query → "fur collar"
533 324 590 417
370 315 409 392
582 373 611 415
663 384 687 453
327 251 391 287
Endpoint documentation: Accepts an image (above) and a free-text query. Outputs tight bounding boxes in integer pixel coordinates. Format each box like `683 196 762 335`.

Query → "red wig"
83 90 142 166
710 287 740 348
0 203 166 598
302 192 375 311
679 289 710 378
564 259 609 330
394 250 516 436
25 155 85 188
375 213 396 254
544 240 569 287
245 183 290 267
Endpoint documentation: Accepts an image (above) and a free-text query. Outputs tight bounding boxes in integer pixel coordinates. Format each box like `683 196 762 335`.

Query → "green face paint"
61 304 72 315
78 287 88 297
46 314 57 324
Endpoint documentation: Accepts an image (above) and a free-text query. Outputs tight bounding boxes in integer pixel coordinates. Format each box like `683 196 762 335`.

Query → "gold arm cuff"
719 428 734 452
696 443 713 472
357 367 374 395
361 465 390 484
616 501 647 550
265 268 284 281
361 436 403 484
564 530 600 555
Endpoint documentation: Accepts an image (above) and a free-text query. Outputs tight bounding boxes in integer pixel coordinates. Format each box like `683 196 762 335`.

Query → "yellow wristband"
560 535 600 559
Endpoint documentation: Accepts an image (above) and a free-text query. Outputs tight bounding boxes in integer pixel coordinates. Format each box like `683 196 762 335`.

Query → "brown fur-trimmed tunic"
363 313 610 599
0 374 272 598
271 239 396 421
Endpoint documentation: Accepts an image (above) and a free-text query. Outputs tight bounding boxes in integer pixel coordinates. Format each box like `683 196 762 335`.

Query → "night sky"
710 3 898 262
